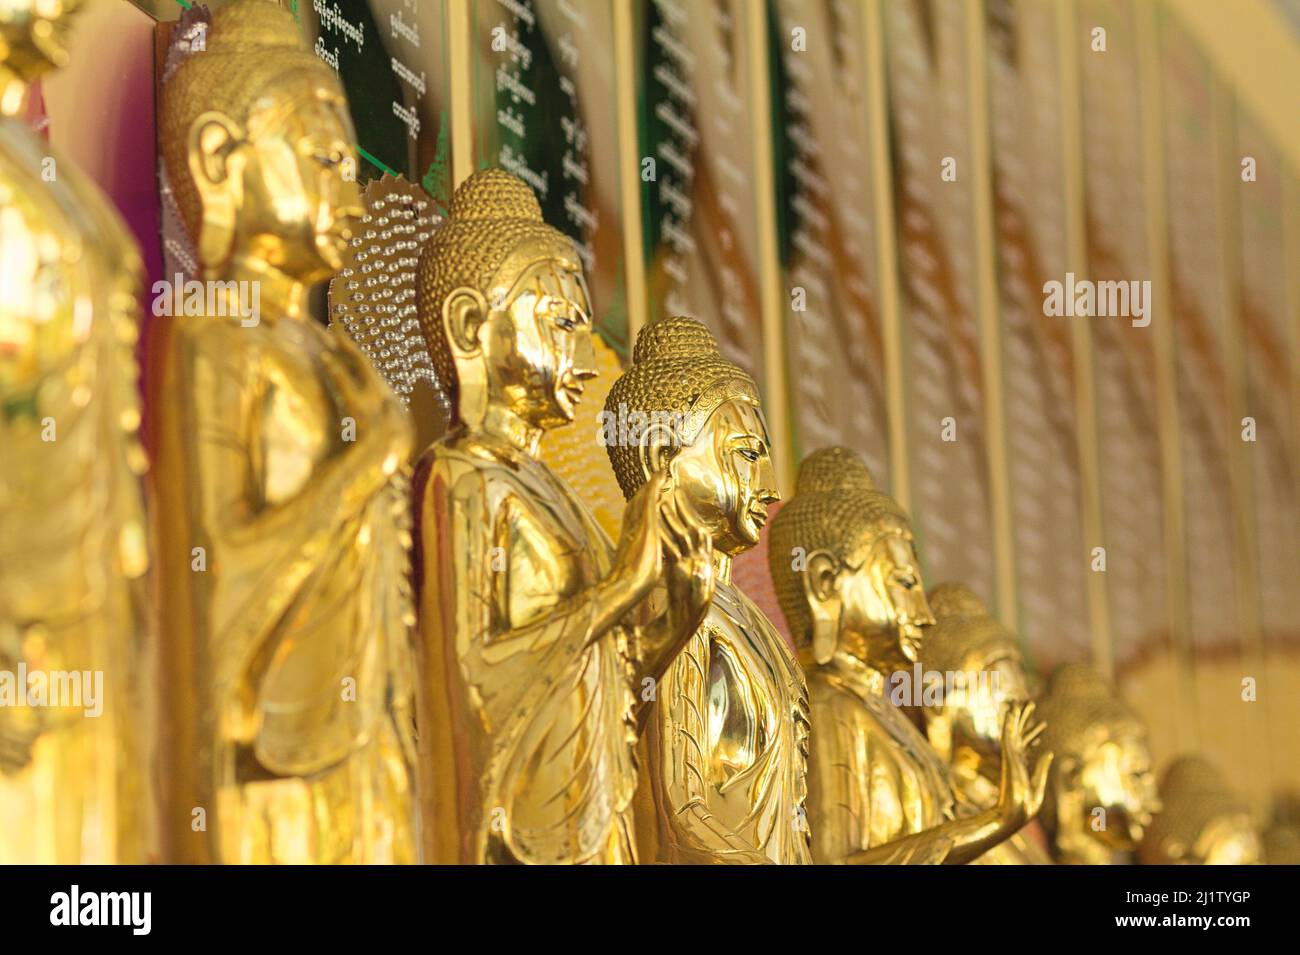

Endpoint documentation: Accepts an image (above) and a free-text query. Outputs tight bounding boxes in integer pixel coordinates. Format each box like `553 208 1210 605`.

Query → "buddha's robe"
414 433 640 864
150 305 418 864
635 579 813 864
806 656 955 863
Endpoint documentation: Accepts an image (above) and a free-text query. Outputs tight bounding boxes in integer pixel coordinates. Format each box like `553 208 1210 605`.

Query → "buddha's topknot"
794 445 875 495
631 313 719 364
448 167 543 221
927 582 989 620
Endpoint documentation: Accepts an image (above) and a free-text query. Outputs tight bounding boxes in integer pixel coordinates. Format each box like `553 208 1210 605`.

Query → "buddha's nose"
572 328 597 380
756 455 780 503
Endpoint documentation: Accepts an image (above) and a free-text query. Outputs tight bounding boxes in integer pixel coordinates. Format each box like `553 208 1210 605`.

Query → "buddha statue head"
1037 663 1159 857
920 583 1031 777
161 0 362 286
1139 756 1261 864
604 316 777 558
0 0 83 113
416 168 595 437
768 446 933 669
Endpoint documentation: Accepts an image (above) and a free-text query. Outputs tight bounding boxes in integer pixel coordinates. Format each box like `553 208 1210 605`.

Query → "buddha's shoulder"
807 672 871 713
417 437 567 509
806 669 895 728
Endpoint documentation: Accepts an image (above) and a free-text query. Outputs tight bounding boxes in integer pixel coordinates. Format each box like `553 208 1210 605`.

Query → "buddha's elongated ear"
443 287 487 356
189 111 242 185
443 287 490 428
188 111 244 269
636 416 681 485
802 549 841 665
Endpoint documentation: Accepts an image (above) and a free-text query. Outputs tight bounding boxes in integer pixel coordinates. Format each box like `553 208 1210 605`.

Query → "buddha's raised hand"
997 701 1053 831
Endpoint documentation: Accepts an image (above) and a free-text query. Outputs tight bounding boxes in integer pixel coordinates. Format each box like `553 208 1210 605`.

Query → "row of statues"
0 0 1278 865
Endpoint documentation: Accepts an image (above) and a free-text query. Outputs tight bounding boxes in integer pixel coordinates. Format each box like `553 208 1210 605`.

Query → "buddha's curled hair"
922 583 1022 676
1037 663 1143 764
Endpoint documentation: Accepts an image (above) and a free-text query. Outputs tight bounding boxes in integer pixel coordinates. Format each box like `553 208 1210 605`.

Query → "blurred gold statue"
1139 756 1261 864
0 0 152 863
411 171 713 864
151 0 418 864
769 447 1049 864
920 584 1053 864
1262 791 1300 865
1037 663 1159 864
606 316 811 864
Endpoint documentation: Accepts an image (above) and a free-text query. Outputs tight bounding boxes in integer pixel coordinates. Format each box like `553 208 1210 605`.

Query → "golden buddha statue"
605 315 811 865
769 447 1049 864
1037 663 1160 864
0 0 152 863
1139 756 1262 865
411 171 713 865
151 0 418 864
920 584 1053 864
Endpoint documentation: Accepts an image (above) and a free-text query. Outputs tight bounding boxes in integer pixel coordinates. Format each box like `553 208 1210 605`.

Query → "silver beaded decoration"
329 174 448 421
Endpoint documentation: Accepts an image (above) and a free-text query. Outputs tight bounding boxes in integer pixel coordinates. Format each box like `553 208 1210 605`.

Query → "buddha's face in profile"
667 397 777 556
475 254 596 430
948 650 1030 763
1077 730 1159 850
833 527 934 668
193 77 362 282
0 0 83 79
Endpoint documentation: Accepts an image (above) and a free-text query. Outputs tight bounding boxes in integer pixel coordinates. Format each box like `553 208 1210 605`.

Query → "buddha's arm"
846 811 1002 865
844 706 1045 866
654 632 771 864
430 468 656 709
627 492 716 717
195 335 403 549
215 337 403 548
809 693 956 864
183 333 405 685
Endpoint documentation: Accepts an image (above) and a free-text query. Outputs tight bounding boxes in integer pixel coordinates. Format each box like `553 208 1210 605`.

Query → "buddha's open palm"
997 701 1053 830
